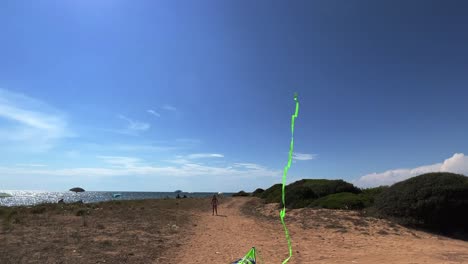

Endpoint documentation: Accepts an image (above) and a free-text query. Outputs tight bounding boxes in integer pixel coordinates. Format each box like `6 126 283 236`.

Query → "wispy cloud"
117 115 150 135
292 152 317 161
162 104 177 111
98 156 142 168
186 153 224 159
0 158 281 179
147 109 160 118
233 163 265 170
0 88 71 151
355 153 468 187
165 153 224 164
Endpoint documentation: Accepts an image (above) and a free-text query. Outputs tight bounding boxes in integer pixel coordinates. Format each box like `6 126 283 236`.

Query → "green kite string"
280 93 299 264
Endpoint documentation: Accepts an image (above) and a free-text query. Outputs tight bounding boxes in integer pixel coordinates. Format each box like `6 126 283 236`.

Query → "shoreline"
0 191 230 207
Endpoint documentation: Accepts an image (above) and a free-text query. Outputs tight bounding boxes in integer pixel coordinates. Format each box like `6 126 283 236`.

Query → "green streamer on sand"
280 93 299 264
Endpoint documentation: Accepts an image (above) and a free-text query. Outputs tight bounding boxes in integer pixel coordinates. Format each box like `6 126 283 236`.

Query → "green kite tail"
280 93 299 264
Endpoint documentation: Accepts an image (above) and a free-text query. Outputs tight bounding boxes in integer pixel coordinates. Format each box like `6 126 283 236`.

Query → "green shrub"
311 192 366 209
285 186 317 208
261 184 282 203
252 188 265 197
292 179 361 197
358 186 388 207
374 172 468 230
261 179 361 208
232 190 250 197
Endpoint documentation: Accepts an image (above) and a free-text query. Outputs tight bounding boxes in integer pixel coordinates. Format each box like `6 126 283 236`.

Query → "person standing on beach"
211 194 218 216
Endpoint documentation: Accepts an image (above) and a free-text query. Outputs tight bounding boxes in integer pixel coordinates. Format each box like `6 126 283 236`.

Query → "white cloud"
0 88 71 150
233 163 265 170
97 156 142 168
0 158 281 179
117 115 150 134
165 153 224 164
147 109 160 118
292 152 317 161
186 153 224 159
355 153 468 187
162 104 177 111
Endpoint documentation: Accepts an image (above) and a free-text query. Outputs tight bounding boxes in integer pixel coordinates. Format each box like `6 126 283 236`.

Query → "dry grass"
0 198 210 264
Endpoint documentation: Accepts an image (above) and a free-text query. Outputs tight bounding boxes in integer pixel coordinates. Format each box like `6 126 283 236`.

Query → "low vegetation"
252 188 265 197
374 172 468 232
289 179 361 197
258 179 383 209
311 192 366 209
251 172 468 236
232 190 250 197
260 184 282 203
1 198 210 263
0 207 19 231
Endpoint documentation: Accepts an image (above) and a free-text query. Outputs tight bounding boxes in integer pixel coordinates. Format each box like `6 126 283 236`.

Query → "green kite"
232 93 299 264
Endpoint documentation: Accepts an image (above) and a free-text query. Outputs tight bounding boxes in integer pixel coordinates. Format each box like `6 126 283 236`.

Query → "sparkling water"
0 190 231 207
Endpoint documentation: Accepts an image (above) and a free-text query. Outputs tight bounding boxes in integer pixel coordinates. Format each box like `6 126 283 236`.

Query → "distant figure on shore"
176 194 181 199
211 194 218 216
183 195 187 198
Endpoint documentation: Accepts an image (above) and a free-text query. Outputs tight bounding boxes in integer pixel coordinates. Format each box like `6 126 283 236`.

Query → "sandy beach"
1 197 467 264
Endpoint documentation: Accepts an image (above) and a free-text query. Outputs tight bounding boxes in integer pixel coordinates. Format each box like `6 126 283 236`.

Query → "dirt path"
173 197 468 264
173 197 289 263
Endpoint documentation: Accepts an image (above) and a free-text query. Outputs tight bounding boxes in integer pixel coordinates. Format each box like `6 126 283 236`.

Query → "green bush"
292 179 361 197
358 186 388 207
311 192 366 209
285 186 317 208
374 172 468 230
261 184 282 203
232 190 250 197
261 179 361 208
252 188 265 197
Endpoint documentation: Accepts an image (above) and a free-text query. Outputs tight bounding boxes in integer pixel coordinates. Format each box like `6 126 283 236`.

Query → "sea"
0 190 232 207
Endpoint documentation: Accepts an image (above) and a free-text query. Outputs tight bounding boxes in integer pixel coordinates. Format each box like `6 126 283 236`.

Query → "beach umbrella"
69 187 85 193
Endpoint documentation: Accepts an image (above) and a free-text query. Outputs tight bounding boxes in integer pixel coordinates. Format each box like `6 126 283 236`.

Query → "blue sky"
1 1 468 191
